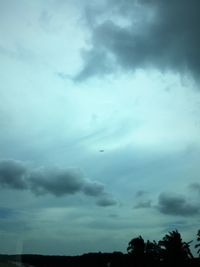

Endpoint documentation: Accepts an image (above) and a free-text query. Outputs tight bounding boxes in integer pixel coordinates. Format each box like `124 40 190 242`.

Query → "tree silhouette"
159 230 193 264
127 236 163 266
127 236 146 266
145 240 163 262
195 229 200 256
127 236 145 258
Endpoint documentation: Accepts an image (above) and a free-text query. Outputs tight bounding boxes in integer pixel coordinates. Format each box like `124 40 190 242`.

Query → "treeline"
126 229 200 267
0 229 200 267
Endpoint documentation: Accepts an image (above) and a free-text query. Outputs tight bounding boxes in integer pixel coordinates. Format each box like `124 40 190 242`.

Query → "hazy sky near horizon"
0 0 200 255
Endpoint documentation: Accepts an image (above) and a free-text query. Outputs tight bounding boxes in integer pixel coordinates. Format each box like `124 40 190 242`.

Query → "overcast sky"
0 0 200 256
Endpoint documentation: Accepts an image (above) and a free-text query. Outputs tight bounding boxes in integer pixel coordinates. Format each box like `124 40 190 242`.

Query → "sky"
0 0 200 256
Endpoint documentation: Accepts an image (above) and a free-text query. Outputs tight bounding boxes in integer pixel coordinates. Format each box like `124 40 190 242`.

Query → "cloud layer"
29 168 84 196
133 190 200 216
0 159 116 206
96 195 117 207
76 0 200 80
134 200 152 209
0 160 28 190
157 193 200 216
0 0 200 255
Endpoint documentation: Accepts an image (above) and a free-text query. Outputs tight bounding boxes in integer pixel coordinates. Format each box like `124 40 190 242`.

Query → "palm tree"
127 236 145 258
145 240 163 262
127 236 163 265
195 229 200 256
159 230 193 263
127 236 145 266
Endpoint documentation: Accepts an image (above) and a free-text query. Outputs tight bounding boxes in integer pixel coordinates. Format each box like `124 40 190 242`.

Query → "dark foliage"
127 230 195 267
0 229 200 267
195 229 200 256
0 252 200 267
159 230 193 263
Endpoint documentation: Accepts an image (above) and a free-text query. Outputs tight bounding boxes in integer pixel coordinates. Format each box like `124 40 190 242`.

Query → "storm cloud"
157 193 200 216
29 168 84 196
0 159 28 190
76 0 200 80
0 159 114 203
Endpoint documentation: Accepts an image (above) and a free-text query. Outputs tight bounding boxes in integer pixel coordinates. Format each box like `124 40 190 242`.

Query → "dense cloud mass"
96 195 117 207
0 159 28 189
157 193 200 216
0 159 115 204
29 168 84 196
76 0 200 80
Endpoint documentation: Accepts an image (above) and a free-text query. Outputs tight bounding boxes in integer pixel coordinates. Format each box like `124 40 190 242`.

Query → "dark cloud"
77 0 200 80
157 193 199 216
0 159 28 189
96 195 117 207
29 169 110 199
29 168 84 197
0 159 115 206
134 190 151 209
83 181 105 196
134 200 152 209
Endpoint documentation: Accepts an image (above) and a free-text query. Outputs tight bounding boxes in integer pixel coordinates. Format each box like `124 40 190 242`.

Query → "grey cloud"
0 159 115 206
134 200 152 209
189 182 200 194
83 181 105 196
29 170 111 199
134 190 151 208
96 195 117 207
0 159 28 189
77 0 200 80
74 49 115 81
29 168 84 197
157 193 199 217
